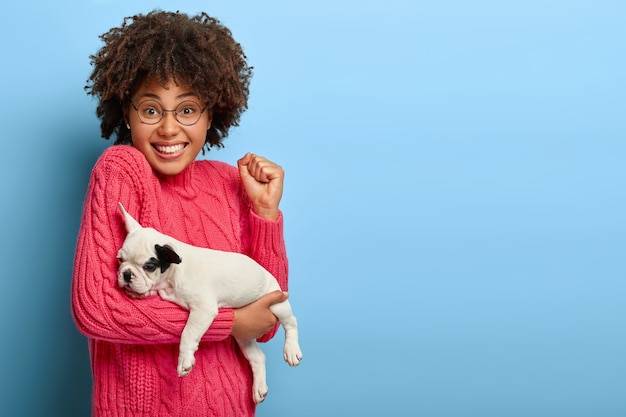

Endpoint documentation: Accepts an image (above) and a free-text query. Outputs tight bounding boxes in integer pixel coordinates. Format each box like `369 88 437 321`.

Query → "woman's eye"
137 101 162 119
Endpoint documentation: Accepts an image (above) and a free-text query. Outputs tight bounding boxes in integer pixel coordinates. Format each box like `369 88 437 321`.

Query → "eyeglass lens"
135 100 204 125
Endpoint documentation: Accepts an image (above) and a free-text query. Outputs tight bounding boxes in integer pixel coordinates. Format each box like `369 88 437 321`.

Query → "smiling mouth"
154 143 187 155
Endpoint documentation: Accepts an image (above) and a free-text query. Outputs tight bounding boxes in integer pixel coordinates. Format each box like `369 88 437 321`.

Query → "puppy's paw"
283 342 303 367
177 363 194 377
177 353 195 377
252 382 268 404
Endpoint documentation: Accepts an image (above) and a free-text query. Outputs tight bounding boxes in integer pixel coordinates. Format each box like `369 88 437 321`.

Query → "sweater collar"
156 161 198 199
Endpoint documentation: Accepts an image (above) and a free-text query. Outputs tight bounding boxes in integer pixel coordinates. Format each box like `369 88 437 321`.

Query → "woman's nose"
157 110 180 136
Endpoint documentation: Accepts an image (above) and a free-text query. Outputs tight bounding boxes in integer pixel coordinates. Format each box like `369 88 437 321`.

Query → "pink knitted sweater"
71 145 288 417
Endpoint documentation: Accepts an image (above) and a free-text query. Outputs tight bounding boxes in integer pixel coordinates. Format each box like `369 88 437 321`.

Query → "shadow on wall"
52 128 107 417
5 120 108 416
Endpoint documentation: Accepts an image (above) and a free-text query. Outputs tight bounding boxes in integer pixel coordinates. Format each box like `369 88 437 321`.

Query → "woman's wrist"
251 205 280 221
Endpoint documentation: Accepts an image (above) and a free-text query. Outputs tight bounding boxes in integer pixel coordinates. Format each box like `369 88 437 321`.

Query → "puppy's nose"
123 270 133 284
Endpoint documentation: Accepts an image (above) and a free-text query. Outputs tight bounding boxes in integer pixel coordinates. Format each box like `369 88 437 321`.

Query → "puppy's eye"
117 257 123 264
143 260 158 272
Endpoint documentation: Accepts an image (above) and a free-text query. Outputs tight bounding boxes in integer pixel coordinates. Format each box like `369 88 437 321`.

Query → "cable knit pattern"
71 145 288 417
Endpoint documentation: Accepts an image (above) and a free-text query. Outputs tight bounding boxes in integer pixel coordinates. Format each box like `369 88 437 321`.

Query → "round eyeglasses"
130 100 207 126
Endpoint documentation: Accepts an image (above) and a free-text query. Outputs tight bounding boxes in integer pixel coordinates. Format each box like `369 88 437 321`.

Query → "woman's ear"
122 103 131 129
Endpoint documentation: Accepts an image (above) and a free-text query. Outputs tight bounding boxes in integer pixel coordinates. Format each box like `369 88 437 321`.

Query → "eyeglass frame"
129 99 208 126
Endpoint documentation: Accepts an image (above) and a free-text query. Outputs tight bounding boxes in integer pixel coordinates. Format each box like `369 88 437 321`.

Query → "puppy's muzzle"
123 270 133 284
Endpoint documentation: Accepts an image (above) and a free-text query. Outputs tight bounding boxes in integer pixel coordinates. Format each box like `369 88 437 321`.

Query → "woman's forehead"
132 78 199 102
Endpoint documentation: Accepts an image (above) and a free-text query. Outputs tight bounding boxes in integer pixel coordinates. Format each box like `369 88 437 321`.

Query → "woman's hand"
231 291 288 340
237 153 284 221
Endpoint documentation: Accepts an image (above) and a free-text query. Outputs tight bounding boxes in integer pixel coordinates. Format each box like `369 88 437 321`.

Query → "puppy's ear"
155 244 182 273
118 203 142 233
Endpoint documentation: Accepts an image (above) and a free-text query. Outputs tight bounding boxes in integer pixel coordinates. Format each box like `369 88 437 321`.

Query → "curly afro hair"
85 10 253 151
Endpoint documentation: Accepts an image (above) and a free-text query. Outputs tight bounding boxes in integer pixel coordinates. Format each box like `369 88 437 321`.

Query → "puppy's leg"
269 300 302 367
177 306 218 377
235 338 268 404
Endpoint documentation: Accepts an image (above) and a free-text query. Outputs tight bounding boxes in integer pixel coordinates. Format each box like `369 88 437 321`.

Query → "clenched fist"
237 153 284 221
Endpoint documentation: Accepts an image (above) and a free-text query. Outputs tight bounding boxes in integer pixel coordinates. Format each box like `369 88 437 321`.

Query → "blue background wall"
1 1 624 416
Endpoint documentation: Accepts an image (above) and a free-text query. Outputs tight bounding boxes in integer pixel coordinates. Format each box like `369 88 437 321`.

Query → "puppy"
116 203 302 404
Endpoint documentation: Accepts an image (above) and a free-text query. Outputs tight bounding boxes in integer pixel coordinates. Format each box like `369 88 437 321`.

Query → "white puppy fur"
116 203 302 404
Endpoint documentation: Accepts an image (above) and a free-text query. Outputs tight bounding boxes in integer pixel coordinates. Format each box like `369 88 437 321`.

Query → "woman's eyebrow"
133 92 157 101
176 92 198 100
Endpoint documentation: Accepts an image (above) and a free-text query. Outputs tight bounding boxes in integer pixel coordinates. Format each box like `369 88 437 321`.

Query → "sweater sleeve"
241 190 290 343
71 146 233 344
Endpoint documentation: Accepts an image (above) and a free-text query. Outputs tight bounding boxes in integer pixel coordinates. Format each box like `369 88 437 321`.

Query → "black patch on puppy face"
154 244 182 273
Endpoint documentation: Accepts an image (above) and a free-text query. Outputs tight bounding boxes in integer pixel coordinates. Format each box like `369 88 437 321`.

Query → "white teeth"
155 144 185 154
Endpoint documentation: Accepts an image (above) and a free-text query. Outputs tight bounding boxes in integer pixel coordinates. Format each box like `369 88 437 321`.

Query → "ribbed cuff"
248 210 284 251
201 308 235 342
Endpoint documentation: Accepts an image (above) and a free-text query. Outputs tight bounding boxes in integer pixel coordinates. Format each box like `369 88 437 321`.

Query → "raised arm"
236 153 290 342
